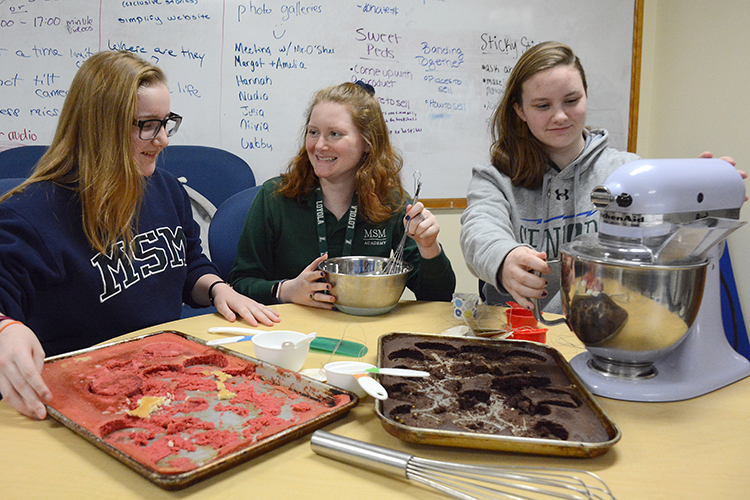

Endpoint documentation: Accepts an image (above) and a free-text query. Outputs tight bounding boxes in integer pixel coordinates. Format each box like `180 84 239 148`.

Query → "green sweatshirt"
230 177 456 304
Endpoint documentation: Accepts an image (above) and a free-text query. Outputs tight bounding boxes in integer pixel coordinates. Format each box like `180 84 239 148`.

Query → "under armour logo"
555 189 570 201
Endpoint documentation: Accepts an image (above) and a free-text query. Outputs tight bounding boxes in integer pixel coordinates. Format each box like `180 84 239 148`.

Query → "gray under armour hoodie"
460 128 639 313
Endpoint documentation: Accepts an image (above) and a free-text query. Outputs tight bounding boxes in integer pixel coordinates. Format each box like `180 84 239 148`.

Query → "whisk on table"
310 431 616 500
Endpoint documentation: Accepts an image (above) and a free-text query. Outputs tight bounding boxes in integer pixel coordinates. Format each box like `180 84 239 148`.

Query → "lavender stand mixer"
535 158 750 402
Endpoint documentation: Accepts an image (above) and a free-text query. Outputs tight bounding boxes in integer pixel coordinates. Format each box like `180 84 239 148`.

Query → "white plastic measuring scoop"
352 373 388 400
281 332 317 349
324 361 430 401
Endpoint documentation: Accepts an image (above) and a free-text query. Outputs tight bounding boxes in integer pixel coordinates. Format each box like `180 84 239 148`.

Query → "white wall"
434 209 475 295
431 0 750 331
637 0 750 312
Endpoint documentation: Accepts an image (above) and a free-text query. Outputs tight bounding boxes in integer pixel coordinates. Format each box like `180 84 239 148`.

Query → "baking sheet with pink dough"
42 331 357 489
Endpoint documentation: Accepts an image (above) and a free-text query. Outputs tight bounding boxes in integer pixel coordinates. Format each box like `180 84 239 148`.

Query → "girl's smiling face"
514 64 587 166
132 83 171 176
305 101 369 186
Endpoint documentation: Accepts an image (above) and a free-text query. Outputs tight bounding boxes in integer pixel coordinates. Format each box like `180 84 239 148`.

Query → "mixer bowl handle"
530 299 568 326
530 258 568 327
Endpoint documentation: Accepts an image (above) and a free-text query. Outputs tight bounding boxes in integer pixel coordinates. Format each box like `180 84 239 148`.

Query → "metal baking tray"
42 331 358 489
374 333 620 458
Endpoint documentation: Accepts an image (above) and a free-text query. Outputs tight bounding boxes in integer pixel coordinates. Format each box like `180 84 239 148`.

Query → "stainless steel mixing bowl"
558 252 707 378
319 256 413 316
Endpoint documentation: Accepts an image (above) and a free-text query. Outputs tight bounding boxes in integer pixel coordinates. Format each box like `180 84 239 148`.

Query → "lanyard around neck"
315 187 358 257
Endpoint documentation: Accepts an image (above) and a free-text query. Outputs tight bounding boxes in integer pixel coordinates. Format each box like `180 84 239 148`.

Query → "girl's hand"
0 321 51 420
278 253 336 310
211 283 281 326
699 152 746 200
405 202 441 259
498 246 552 310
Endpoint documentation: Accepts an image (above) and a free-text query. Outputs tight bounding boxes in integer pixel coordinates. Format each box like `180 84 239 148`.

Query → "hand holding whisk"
383 171 422 275
311 431 617 500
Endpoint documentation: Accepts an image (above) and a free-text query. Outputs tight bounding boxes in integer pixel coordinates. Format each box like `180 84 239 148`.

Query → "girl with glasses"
0 50 279 420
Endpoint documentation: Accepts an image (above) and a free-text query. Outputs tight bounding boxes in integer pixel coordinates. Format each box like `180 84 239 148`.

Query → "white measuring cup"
324 361 429 400
324 362 388 400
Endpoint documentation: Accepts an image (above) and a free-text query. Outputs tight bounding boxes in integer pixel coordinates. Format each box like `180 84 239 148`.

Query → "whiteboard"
0 0 636 201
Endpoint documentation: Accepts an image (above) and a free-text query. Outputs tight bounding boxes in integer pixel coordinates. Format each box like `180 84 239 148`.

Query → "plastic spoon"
206 335 256 346
281 332 317 349
331 361 429 378
207 326 264 335
364 367 429 377
352 373 388 400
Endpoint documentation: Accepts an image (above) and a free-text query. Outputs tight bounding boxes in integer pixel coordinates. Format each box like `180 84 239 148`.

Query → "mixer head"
592 158 744 220
587 158 746 264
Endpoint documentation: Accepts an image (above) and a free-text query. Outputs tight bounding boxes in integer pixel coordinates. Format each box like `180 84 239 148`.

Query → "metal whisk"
311 431 617 500
383 171 422 275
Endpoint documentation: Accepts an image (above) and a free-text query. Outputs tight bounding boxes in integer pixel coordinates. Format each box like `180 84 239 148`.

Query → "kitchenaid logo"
601 212 645 226
364 228 388 245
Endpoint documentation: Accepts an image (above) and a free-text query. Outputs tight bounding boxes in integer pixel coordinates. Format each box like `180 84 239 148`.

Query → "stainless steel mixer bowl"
560 252 707 378
319 256 413 316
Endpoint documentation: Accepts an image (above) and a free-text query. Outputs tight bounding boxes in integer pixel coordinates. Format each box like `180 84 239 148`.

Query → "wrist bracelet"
271 279 288 304
208 280 227 306
0 320 22 335
0 315 13 323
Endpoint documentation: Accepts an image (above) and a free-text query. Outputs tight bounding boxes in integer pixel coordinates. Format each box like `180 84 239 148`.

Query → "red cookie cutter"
505 301 538 329
508 326 547 343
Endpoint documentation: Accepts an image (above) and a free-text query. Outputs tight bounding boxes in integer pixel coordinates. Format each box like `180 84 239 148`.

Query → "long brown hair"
278 82 405 223
489 41 588 189
1 50 167 254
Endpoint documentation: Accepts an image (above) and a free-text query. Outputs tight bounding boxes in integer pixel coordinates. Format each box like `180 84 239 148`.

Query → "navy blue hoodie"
0 168 218 356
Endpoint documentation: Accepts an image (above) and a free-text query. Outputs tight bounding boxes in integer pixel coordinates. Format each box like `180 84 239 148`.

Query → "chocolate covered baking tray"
374 333 620 457
42 331 357 489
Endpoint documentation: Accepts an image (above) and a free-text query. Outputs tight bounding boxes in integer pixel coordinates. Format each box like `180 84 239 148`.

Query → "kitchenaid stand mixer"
539 159 750 402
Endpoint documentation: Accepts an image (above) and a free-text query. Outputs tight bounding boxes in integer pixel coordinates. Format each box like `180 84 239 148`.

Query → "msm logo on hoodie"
90 226 187 302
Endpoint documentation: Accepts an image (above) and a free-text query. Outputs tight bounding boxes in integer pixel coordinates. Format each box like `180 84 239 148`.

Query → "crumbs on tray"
43 332 350 474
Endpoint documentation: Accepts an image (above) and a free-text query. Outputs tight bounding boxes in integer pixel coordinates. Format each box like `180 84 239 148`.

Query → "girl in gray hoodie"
461 41 736 314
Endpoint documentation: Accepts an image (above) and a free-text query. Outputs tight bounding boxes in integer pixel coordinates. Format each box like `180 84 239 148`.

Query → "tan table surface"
1 301 748 499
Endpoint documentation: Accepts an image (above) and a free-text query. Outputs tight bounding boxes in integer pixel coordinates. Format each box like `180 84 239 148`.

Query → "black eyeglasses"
133 112 182 140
